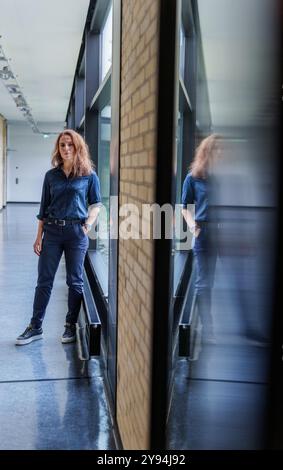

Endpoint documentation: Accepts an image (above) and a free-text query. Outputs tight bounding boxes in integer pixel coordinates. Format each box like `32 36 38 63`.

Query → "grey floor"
0 203 116 450
168 253 271 449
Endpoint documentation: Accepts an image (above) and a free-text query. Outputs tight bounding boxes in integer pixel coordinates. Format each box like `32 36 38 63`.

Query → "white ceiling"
198 0 278 128
0 0 90 125
1 0 277 131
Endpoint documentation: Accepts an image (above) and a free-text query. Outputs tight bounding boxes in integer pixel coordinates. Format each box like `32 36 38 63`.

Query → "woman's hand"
82 223 92 235
189 223 201 238
33 236 43 256
81 225 88 235
195 226 201 238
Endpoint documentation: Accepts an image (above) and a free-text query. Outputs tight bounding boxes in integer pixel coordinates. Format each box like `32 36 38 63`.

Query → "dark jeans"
194 225 217 291
194 250 217 294
30 223 89 329
194 224 218 335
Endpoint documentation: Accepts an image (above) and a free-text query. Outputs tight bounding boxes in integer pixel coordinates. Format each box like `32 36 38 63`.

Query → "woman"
181 134 221 343
16 130 101 345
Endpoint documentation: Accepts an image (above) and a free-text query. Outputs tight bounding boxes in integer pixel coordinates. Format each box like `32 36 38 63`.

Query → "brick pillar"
117 0 159 450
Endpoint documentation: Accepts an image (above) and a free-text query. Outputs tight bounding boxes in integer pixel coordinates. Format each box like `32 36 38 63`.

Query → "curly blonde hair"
190 134 220 178
51 129 94 177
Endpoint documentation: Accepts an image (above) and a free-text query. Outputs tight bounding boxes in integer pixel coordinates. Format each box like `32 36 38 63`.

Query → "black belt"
44 218 83 226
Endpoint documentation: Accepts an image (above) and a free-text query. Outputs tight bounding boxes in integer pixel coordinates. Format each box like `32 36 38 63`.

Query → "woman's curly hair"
51 129 94 177
190 134 220 178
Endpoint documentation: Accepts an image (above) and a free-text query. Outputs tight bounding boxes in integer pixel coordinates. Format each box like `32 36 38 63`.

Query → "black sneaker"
15 324 43 346
61 323 76 344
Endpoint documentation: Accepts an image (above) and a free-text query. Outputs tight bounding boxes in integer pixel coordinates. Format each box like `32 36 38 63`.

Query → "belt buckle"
57 219 66 226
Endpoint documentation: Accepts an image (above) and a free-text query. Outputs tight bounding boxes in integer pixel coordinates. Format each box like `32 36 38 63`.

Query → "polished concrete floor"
167 253 271 449
0 203 116 450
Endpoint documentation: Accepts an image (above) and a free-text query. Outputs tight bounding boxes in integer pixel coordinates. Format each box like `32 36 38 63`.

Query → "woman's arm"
82 205 100 234
33 220 44 256
86 205 100 226
181 207 195 230
181 174 200 237
83 171 102 234
181 208 201 238
37 173 51 222
34 173 51 255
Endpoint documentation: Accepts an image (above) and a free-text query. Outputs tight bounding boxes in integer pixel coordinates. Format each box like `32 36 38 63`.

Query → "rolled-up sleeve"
181 173 194 208
36 173 51 220
88 171 102 207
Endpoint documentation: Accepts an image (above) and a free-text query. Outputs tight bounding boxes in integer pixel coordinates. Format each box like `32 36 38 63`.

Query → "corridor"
0 203 115 450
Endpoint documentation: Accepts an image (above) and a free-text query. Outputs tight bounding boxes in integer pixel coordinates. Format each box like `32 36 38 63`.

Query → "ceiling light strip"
0 43 59 136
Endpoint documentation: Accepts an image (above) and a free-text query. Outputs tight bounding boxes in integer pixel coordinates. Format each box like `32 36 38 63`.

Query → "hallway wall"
0 115 7 210
7 122 62 203
116 0 159 450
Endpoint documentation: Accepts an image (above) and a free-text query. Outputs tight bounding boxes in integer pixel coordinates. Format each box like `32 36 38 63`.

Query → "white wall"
0 116 6 209
7 121 63 202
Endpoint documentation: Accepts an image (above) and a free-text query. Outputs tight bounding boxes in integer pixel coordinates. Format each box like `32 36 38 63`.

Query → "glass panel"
179 24 186 81
97 104 111 282
175 111 184 223
167 0 278 451
101 4 113 82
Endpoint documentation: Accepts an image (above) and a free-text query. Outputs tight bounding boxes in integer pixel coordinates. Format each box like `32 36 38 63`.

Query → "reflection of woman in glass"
16 130 101 346
181 134 220 342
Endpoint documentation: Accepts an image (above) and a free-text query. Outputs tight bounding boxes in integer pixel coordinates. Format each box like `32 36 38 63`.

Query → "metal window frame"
150 0 178 450
64 2 121 420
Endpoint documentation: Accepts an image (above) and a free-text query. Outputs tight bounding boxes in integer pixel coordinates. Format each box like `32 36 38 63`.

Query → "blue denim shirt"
181 172 208 222
37 167 102 221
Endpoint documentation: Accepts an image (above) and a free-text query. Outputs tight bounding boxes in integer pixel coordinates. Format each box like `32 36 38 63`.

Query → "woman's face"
59 134 75 162
211 142 223 168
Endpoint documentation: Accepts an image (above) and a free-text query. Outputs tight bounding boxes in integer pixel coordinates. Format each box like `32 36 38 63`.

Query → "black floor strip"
184 376 268 386
0 376 103 385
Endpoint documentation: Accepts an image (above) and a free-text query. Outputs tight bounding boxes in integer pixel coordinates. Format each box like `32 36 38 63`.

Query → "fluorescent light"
0 66 14 80
15 95 26 107
0 43 60 137
6 84 20 94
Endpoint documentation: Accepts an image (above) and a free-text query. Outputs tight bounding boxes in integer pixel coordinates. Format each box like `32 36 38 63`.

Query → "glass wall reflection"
97 104 111 270
101 4 113 83
167 0 279 450
86 1 113 302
